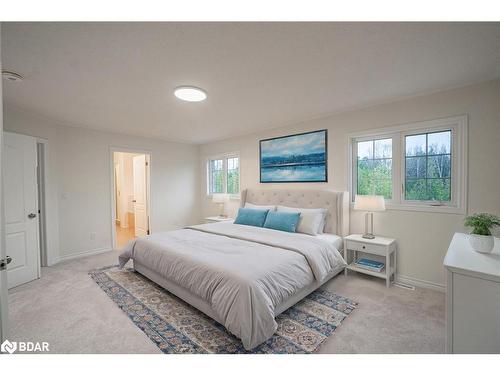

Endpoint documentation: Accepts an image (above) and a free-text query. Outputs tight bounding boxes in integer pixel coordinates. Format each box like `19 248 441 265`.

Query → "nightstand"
204 216 234 224
344 234 397 287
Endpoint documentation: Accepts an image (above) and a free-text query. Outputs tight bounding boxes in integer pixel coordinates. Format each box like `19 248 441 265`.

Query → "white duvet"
118 222 346 350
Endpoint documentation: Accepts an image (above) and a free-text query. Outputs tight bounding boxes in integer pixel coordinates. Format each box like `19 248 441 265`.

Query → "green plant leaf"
464 213 500 236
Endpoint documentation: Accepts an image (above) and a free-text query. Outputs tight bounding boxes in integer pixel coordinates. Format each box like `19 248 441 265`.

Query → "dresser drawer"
346 240 387 256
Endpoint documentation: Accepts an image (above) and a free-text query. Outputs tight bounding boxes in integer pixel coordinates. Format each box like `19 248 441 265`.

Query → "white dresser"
444 233 500 353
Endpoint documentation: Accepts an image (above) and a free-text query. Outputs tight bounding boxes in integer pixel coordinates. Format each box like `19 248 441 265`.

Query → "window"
209 159 224 194
349 116 467 213
405 130 451 201
226 157 239 194
207 153 240 196
356 138 393 199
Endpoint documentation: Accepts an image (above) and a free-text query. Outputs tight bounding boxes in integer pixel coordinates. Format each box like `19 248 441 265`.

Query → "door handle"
132 200 137 203
0 256 12 270
28 213 37 219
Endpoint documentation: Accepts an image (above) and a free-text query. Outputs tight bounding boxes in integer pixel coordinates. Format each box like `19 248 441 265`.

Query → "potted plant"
464 213 500 253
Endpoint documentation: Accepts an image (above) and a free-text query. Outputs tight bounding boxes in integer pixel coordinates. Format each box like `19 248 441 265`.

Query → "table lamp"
212 193 229 218
354 195 386 239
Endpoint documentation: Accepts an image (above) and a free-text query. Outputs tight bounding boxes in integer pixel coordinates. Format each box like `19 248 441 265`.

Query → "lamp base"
363 212 376 239
218 203 226 218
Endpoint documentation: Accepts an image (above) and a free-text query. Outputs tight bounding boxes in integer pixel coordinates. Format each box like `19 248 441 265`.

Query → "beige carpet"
8 250 445 354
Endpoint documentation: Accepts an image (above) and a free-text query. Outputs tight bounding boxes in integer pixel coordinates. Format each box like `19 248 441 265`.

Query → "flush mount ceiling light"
2 70 24 82
174 86 207 102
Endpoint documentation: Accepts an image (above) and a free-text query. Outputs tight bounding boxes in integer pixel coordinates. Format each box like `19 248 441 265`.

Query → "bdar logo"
1 339 49 353
1 339 17 354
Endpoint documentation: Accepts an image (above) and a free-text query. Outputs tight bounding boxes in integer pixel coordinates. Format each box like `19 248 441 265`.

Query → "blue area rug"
90 266 357 353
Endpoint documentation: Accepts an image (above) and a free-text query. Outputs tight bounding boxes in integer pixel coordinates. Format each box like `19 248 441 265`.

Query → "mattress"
119 222 346 349
317 233 343 250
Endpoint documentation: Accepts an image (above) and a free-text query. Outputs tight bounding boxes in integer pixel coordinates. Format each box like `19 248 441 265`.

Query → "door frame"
0 34 7 337
36 138 50 267
109 147 152 249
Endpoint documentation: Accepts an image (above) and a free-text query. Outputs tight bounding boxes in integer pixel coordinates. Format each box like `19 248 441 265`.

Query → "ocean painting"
260 130 327 182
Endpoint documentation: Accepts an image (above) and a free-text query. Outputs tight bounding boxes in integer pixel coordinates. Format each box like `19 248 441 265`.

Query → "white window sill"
350 202 465 215
206 194 241 201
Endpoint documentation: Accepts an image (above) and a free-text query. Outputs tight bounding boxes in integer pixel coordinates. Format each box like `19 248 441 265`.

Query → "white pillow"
277 205 327 235
244 202 276 211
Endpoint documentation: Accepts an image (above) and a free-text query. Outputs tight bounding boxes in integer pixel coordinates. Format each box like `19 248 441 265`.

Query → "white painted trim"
5 133 61 267
35 138 54 268
32 137 42 280
395 274 445 292
206 151 240 197
350 202 467 215
109 147 153 249
0 28 8 340
348 114 468 215
54 247 112 264
347 114 468 139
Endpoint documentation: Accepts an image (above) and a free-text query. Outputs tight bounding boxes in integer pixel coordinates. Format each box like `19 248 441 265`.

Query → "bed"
119 189 349 350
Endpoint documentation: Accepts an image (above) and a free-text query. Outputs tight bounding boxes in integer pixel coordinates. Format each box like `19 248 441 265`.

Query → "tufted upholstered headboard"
240 189 349 237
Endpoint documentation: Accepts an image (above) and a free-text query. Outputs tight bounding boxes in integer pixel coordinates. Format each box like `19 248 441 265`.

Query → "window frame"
206 152 240 198
351 134 398 204
348 115 467 214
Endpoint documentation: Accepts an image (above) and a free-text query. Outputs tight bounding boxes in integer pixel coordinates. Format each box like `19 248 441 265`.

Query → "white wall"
4 106 201 263
200 79 500 290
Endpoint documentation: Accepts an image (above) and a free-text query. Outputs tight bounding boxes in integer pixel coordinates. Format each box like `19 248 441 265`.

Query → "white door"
133 155 149 237
114 162 121 224
3 132 40 289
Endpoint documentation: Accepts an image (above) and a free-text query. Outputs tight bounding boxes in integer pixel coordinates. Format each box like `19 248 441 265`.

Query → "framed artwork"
260 129 328 183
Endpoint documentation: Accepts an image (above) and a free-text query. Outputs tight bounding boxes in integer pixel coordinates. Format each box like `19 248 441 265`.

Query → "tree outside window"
357 138 392 199
405 130 451 202
208 155 240 195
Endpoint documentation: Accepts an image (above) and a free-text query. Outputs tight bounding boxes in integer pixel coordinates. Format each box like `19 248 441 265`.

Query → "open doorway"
112 151 151 249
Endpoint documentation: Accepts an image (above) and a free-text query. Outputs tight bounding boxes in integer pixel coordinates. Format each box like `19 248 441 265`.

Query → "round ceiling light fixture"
2 70 24 82
174 86 207 102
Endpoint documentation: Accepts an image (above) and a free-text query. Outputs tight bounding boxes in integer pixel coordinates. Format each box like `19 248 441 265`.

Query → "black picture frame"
259 129 328 183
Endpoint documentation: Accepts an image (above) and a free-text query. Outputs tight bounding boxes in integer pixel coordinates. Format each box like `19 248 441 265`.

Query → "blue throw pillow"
263 211 301 233
234 208 269 227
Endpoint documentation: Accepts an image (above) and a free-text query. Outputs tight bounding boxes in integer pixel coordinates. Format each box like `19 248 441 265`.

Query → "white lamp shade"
354 195 386 212
212 193 229 203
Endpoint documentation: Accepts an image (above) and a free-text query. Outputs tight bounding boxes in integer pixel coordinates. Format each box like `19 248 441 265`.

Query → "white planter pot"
468 234 494 253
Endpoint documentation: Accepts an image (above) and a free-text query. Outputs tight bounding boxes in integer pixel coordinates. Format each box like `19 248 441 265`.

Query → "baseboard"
54 247 113 264
395 275 445 292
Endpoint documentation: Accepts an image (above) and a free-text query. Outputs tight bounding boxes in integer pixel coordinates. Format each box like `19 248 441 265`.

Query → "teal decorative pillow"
234 208 270 227
263 211 301 233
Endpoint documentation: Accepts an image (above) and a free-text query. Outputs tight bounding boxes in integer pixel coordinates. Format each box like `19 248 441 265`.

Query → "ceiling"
2 22 500 144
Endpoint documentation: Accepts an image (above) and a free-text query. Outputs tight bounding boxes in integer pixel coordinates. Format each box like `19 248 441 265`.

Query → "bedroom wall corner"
3 105 202 263
199 79 500 290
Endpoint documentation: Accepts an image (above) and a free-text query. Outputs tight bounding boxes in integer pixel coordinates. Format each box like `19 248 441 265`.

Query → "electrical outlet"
90 232 96 241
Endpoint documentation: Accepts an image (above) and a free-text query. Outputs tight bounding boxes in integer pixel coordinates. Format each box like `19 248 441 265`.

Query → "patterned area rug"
90 266 357 354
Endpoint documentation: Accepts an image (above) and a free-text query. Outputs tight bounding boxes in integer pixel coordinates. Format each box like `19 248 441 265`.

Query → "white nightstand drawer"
344 234 397 288
346 240 387 256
